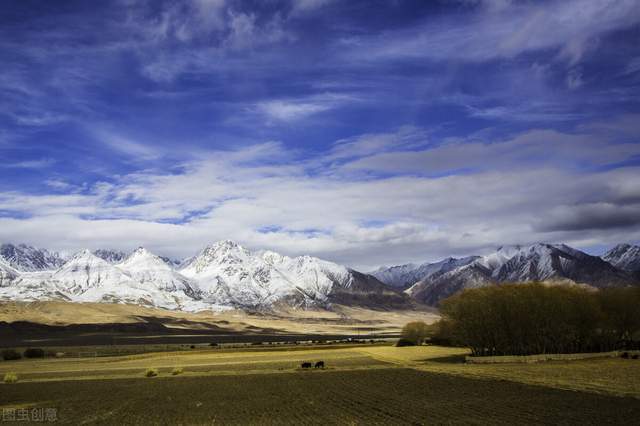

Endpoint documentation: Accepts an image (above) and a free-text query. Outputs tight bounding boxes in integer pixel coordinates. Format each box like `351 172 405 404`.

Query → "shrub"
400 321 431 345
396 338 416 347
3 372 18 384
23 348 45 358
144 368 159 377
171 367 183 376
1 349 22 361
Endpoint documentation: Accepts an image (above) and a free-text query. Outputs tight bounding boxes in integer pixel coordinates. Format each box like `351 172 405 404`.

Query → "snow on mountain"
0 243 68 272
117 248 199 297
407 262 494 305
476 245 522 270
371 263 421 288
47 249 134 296
2 240 635 312
179 240 358 308
0 250 199 310
0 259 19 287
602 244 640 273
2 241 384 311
406 243 635 306
491 243 630 286
177 241 404 309
372 256 479 289
93 249 128 264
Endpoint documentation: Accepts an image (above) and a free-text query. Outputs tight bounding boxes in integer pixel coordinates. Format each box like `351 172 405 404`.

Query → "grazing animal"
621 352 630 359
632 354 639 360
315 361 325 369
301 362 312 369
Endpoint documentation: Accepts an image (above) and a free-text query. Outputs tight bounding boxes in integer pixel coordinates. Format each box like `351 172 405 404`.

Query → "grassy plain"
2 344 640 424
0 301 439 335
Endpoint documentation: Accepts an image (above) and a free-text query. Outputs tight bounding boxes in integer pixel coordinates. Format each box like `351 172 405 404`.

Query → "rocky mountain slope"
378 243 639 306
0 243 68 271
603 244 640 275
93 249 128 264
2 240 638 311
372 256 479 289
0 240 406 312
0 260 19 287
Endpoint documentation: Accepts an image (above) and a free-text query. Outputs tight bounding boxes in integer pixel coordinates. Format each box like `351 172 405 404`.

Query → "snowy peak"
403 243 636 306
477 245 523 269
0 243 68 272
119 247 172 271
178 240 391 309
602 244 640 273
371 263 420 288
372 256 479 289
117 247 198 298
52 249 133 293
180 240 251 276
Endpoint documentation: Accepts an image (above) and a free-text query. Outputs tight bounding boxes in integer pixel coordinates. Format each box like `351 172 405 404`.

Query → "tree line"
432 283 640 356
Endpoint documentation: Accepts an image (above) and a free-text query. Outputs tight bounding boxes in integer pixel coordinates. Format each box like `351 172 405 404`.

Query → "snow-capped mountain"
0 240 404 312
406 262 495 306
179 240 398 308
0 259 19 287
50 250 134 295
117 248 198 297
0 243 68 272
3 240 635 311
602 244 640 273
372 256 479 289
2 249 210 311
404 243 635 306
93 249 128 264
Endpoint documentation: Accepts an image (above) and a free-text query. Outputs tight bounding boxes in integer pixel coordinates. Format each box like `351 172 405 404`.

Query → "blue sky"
1 0 639 269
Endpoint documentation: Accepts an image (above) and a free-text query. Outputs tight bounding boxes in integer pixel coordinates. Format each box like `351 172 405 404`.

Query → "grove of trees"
398 321 431 346
434 283 640 356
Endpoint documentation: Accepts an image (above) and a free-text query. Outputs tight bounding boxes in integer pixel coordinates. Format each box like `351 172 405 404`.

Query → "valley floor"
0 301 438 339
1 345 639 424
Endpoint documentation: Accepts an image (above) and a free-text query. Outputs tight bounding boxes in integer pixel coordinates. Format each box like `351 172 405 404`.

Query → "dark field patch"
1 368 638 425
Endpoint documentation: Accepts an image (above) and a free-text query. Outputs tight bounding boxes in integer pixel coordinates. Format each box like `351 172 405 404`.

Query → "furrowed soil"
2 345 639 424
2 369 639 425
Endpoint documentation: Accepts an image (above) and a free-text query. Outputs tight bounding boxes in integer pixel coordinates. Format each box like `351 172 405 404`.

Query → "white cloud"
1 121 640 269
92 128 163 160
3 159 56 169
345 0 640 65
255 93 357 122
290 0 335 15
256 100 330 121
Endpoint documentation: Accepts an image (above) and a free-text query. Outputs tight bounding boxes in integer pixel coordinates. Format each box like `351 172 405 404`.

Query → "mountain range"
1 241 639 311
373 243 640 305
0 241 405 312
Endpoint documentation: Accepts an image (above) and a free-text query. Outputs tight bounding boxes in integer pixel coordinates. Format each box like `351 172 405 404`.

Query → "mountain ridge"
1 240 638 310
0 240 409 312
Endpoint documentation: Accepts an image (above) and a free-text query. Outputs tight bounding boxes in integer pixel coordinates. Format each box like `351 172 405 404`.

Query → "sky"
1 0 639 270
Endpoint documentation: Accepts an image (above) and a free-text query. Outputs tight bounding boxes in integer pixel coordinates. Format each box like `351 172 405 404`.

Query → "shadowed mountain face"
603 244 640 276
0 243 67 272
371 257 480 290
379 243 639 306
